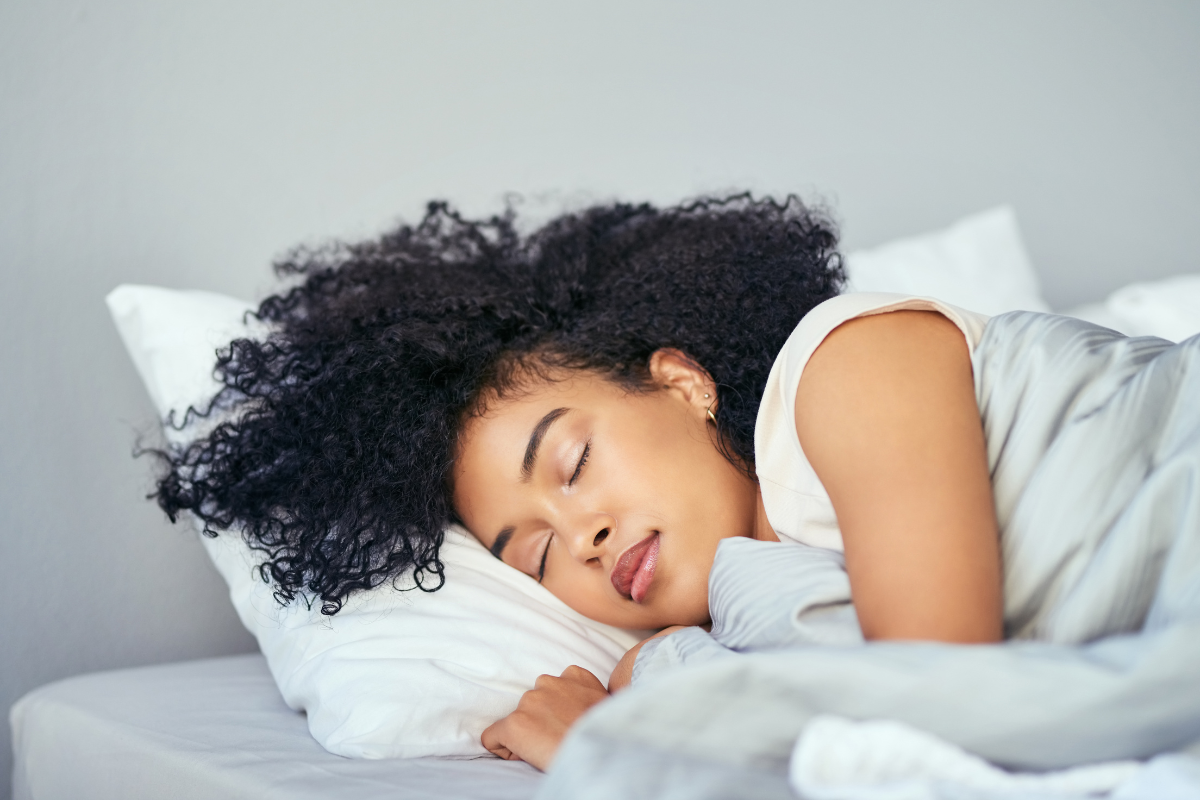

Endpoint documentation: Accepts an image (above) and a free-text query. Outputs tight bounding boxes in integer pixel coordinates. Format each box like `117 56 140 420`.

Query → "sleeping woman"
154 195 1200 773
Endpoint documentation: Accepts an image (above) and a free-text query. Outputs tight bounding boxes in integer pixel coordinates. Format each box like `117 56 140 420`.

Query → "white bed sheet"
11 654 543 800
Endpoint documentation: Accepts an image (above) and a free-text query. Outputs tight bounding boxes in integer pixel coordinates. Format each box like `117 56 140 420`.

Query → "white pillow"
106 284 643 759
1060 273 1200 343
104 285 267 436
844 206 1051 316
1105 273 1200 343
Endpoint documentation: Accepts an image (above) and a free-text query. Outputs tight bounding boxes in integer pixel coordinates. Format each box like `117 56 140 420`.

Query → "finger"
481 719 518 761
561 665 606 691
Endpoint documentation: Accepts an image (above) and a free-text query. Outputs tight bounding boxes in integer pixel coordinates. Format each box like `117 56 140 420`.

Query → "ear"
648 349 717 415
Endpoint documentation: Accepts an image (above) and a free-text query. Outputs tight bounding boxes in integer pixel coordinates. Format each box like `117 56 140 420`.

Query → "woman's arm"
608 626 687 693
794 310 1002 643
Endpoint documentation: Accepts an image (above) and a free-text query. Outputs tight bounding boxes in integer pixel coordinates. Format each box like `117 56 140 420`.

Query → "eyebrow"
489 526 515 558
521 406 570 483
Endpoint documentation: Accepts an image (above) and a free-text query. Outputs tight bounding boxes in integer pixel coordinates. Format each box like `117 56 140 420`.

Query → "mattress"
11 654 543 800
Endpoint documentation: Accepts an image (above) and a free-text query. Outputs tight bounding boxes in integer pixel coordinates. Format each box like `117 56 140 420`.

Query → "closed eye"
537 535 552 583
540 440 588 582
568 441 590 486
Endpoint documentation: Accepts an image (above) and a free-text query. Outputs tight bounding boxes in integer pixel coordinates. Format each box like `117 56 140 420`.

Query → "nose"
559 512 615 564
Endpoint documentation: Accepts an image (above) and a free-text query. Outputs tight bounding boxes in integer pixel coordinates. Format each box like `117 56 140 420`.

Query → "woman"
157 195 1016 768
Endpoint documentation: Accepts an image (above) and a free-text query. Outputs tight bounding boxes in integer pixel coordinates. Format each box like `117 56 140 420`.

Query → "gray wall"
2 1 1198 795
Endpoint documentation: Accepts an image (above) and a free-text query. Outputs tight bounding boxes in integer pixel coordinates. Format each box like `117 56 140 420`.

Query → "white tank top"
754 292 991 550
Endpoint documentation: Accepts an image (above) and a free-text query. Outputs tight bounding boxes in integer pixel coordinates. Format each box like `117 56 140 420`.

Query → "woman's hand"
481 665 609 771
482 628 690 768
608 625 688 692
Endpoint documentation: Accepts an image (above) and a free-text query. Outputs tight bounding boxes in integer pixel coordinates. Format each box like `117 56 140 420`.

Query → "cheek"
627 425 751 538
655 531 720 622
603 410 703 497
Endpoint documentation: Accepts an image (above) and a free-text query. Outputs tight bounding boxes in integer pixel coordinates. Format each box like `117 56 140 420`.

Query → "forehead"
452 373 603 505
458 372 607 461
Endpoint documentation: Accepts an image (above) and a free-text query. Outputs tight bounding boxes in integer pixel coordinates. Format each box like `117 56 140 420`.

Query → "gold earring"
706 405 717 424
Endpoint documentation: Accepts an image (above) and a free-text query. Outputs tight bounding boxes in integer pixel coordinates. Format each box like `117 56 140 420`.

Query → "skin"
798 310 1002 642
453 349 778 632
453 310 1003 770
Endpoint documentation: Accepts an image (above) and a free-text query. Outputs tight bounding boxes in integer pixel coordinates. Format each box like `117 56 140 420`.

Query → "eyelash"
568 441 590 486
537 536 552 583
538 441 591 583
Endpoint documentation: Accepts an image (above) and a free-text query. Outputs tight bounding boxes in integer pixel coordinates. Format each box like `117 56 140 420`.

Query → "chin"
650 600 709 629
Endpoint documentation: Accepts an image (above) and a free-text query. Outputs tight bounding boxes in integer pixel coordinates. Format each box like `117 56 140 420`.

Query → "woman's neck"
753 489 780 543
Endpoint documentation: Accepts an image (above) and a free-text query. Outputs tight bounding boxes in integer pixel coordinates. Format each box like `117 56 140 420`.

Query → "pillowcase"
844 206 1051 316
106 284 643 759
1061 273 1200 343
1104 273 1200 343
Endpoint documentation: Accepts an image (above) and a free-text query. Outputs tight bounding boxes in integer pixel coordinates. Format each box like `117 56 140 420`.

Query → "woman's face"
452 350 762 630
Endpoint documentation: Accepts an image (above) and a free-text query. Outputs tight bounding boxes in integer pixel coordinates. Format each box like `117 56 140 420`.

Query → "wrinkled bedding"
11 654 543 800
538 312 1200 799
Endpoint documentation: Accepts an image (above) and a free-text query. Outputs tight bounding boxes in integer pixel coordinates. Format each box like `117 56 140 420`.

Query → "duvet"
537 312 1200 799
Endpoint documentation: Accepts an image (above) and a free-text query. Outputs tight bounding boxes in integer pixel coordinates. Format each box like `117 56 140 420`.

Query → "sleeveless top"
754 292 991 550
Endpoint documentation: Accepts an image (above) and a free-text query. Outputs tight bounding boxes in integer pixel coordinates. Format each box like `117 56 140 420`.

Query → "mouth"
611 533 660 604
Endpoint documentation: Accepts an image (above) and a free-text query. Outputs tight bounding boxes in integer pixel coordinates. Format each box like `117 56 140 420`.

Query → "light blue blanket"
538 312 1200 799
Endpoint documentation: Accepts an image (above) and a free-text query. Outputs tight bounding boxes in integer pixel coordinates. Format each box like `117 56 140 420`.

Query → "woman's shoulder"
778 292 991 385
753 292 990 550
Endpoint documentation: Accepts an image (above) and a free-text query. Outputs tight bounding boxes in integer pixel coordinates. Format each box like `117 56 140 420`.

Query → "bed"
13 207 1200 800
11 655 541 800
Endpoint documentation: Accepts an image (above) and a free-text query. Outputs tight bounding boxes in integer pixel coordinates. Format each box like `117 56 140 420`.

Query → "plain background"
2 1 1198 796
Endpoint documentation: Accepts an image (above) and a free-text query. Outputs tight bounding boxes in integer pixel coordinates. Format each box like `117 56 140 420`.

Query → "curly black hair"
153 194 844 614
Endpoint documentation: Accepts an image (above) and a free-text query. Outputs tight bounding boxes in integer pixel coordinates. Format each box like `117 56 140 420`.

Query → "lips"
611 533 660 604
